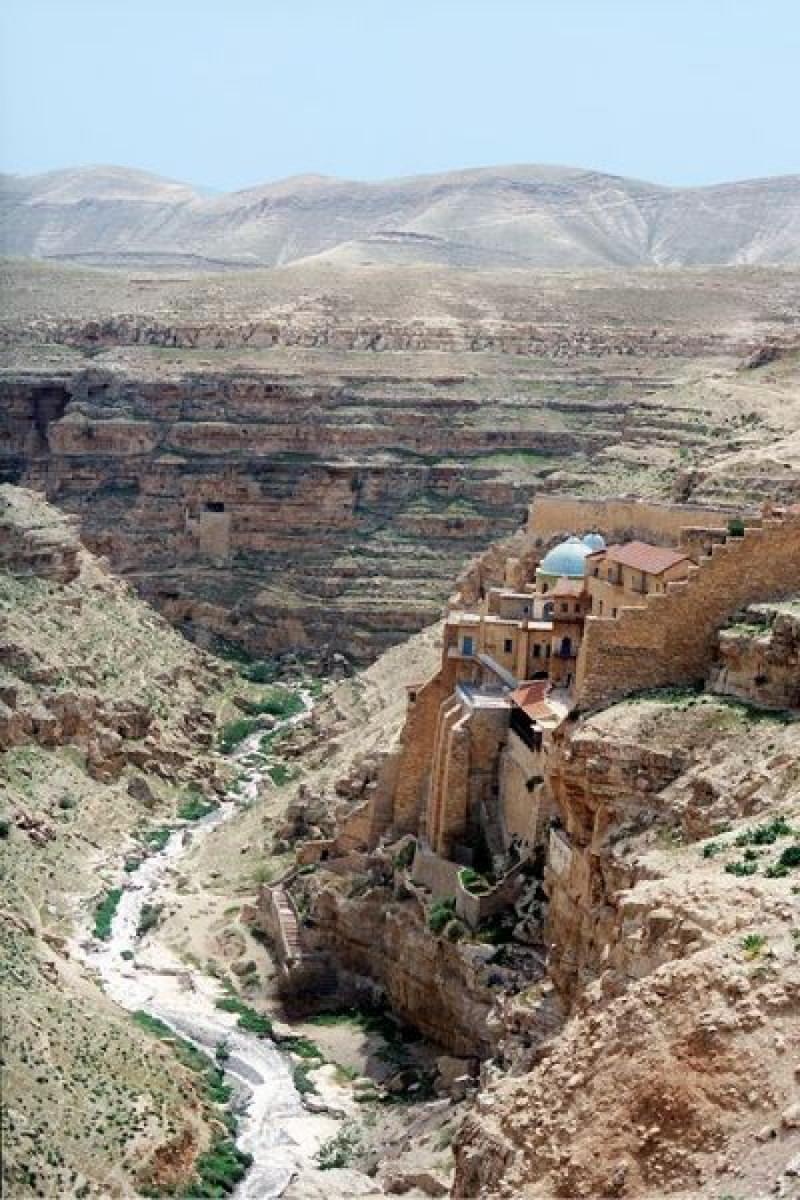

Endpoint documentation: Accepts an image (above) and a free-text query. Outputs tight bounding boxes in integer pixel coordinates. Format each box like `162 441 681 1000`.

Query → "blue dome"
537 536 593 578
582 532 606 552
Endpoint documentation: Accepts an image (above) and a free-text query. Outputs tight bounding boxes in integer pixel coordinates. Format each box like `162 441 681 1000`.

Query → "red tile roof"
600 541 690 575
510 681 549 717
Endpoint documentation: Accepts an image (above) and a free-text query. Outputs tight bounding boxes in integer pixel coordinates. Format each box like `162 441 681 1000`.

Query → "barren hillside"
2 164 799 269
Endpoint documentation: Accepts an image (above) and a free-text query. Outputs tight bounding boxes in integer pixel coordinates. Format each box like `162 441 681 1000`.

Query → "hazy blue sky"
1 0 797 191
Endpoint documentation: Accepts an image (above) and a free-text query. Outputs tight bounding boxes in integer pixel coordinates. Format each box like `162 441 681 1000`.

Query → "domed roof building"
535 535 594 590
582 532 606 552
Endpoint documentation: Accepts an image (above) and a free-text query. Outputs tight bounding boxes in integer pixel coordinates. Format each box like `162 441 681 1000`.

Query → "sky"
0 0 798 192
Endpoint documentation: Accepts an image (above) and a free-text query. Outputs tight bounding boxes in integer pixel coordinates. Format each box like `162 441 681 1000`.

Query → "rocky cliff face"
2 259 798 661
453 691 800 1198
0 486 231 1198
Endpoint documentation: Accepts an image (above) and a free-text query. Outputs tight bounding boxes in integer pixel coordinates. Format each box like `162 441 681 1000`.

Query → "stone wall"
308 880 498 1056
527 494 741 547
498 731 548 850
576 513 800 710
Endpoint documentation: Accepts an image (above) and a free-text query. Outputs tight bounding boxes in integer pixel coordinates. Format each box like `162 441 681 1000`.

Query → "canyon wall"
0 348 724 662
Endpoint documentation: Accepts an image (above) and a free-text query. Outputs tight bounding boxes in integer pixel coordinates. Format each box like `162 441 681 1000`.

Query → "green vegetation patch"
93 888 123 940
291 1061 318 1097
183 1138 253 1197
140 826 174 852
218 718 260 755
214 996 273 1037
177 794 219 821
459 867 491 895
136 903 163 938
428 897 456 934
735 817 794 847
316 1123 361 1170
268 763 297 787
131 1011 232 1107
250 686 304 720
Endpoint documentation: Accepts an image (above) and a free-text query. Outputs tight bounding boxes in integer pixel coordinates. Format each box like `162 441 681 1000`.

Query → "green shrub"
459 867 491 895
778 844 800 870
242 660 278 684
131 1011 232 1107
393 839 416 872
282 1035 323 1059
58 795 76 811
218 717 260 754
214 995 273 1037
136 903 162 938
141 826 173 851
93 888 123 940
268 763 297 786
727 517 746 537
185 1138 253 1196
737 817 794 847
251 686 304 720
741 933 767 959
177 794 218 821
316 1123 360 1170
0 819 10 839
724 859 758 877
428 897 456 934
292 1061 318 1096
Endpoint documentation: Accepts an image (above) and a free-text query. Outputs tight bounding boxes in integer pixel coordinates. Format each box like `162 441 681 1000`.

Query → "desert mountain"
1 163 799 269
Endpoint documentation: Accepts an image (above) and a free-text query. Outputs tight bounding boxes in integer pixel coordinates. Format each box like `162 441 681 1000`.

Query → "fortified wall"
527 493 744 548
576 509 800 709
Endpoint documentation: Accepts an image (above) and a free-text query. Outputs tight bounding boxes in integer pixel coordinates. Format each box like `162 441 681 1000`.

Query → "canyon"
2 231 800 1200
2 258 800 661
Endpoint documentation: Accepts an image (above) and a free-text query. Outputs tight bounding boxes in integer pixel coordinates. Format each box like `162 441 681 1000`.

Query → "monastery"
261 493 800 982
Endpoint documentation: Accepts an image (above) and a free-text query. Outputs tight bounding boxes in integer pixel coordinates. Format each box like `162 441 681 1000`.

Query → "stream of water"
78 690 338 1198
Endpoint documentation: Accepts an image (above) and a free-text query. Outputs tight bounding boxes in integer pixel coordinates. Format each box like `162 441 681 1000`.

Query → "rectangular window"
504 638 513 654
561 603 568 613
533 644 541 658
462 635 474 655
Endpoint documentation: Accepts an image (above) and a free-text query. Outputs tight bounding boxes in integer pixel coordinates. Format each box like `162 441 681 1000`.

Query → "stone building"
584 540 691 618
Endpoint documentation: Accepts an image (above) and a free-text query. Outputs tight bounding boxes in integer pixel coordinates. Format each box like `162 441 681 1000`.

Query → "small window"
205 500 225 513
612 608 618 618
462 635 474 655
408 690 417 704
523 605 530 615
504 638 513 654
533 644 541 659
561 602 568 613
541 582 548 594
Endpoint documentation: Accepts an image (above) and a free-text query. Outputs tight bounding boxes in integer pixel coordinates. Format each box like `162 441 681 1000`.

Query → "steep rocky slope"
454 692 800 1198
2 260 799 660
0 486 235 1198
2 164 799 269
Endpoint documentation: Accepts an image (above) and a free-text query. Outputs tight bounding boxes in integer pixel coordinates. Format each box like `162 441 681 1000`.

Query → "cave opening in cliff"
204 500 226 513
32 386 69 446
